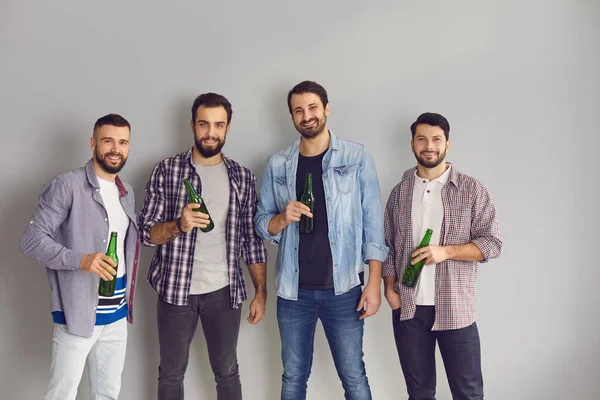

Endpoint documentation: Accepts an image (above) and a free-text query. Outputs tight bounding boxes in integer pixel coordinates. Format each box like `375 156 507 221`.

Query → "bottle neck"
107 236 117 253
304 175 313 195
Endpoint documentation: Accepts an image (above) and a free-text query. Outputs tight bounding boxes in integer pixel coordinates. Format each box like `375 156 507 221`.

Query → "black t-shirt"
296 150 334 289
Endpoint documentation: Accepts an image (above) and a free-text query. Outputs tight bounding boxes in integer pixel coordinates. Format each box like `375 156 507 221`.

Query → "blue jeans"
277 286 371 400
393 306 483 400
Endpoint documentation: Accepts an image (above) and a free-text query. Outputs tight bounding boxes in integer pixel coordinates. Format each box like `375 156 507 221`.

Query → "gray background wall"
1 1 598 399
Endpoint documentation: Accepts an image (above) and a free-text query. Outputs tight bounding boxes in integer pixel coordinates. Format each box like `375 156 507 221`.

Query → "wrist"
174 218 183 235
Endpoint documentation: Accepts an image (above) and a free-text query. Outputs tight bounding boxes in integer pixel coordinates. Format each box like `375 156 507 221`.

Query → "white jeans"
44 318 128 400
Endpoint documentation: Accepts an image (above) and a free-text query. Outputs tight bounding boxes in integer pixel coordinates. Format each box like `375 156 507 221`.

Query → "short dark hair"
287 81 329 114
94 114 130 132
191 93 233 125
410 112 450 140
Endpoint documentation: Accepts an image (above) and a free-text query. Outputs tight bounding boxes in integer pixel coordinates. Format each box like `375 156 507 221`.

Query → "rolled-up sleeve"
358 150 389 263
241 174 268 265
470 181 502 263
382 187 399 277
254 160 283 245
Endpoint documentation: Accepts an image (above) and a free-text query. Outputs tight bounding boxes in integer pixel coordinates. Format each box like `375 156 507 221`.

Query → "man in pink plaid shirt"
382 112 502 400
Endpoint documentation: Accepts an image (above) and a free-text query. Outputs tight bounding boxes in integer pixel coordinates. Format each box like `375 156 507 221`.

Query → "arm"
19 176 116 280
254 161 283 243
20 177 83 270
411 181 503 265
382 187 402 309
241 173 268 324
356 150 390 319
254 161 311 242
138 163 167 247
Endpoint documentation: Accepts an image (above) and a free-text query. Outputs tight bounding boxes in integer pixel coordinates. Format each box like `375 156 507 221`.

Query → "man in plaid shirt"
138 93 267 400
383 112 502 399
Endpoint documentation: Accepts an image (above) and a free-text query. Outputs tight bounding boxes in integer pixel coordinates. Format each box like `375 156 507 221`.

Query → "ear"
446 139 451 152
90 136 96 151
324 103 331 117
190 119 194 134
410 138 415 154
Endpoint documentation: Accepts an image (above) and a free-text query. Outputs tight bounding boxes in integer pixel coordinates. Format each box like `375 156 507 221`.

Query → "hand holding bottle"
80 253 116 281
180 203 212 233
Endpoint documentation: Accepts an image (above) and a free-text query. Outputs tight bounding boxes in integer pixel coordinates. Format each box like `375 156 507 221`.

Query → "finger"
102 255 116 267
252 311 264 324
100 261 117 276
298 208 313 218
412 248 427 258
248 305 257 324
297 203 311 213
95 266 113 281
187 203 200 210
411 253 426 265
356 295 366 312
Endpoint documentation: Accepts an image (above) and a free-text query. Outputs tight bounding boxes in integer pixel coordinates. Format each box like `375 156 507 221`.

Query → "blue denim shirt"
19 159 140 338
255 132 389 300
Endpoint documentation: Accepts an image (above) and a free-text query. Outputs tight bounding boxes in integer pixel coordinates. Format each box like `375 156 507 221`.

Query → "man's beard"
294 115 327 139
414 149 446 169
195 135 225 158
95 150 127 174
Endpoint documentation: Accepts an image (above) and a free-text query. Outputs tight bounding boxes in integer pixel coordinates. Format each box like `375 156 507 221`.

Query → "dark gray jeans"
157 286 242 400
393 306 484 400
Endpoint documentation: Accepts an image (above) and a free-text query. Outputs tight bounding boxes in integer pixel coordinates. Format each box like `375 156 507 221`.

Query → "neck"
192 146 223 166
92 159 116 182
299 128 330 156
416 162 449 181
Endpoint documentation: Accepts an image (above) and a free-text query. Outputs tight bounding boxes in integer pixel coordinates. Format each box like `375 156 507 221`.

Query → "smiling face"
191 105 230 158
290 92 330 140
411 123 450 169
91 124 130 175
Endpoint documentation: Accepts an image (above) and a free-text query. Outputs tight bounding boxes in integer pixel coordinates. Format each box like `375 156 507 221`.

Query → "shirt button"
423 180 426 183
427 190 430 193
104 218 108 222
103 240 106 243
324 176 327 179
329 219 333 223
29 221 33 224
331 241 335 245
327 197 331 200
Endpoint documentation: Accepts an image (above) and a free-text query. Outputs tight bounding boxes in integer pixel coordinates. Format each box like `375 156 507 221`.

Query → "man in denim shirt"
255 81 388 400
19 114 139 400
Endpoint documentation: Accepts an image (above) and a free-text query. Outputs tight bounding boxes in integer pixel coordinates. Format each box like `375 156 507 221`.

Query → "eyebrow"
197 119 226 124
293 103 318 112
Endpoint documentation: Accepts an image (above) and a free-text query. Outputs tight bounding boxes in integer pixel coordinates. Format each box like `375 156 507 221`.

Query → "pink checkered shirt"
382 165 502 330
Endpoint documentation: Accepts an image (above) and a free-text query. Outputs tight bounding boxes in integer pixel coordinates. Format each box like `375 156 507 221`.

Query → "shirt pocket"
444 205 472 244
332 164 357 194
273 175 289 208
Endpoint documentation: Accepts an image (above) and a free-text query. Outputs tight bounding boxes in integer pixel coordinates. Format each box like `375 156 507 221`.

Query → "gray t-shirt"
189 161 230 294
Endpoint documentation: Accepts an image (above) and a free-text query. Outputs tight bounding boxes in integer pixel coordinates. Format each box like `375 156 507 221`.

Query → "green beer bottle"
183 178 214 233
300 172 315 234
402 229 433 287
99 232 118 297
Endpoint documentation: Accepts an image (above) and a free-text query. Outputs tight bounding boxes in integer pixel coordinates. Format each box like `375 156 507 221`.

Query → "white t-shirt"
98 177 129 278
411 166 451 305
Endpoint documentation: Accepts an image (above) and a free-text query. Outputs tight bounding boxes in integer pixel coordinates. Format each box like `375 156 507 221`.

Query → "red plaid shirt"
382 165 502 330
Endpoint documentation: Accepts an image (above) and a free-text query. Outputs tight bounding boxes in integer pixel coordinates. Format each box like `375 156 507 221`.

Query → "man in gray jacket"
19 114 139 400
